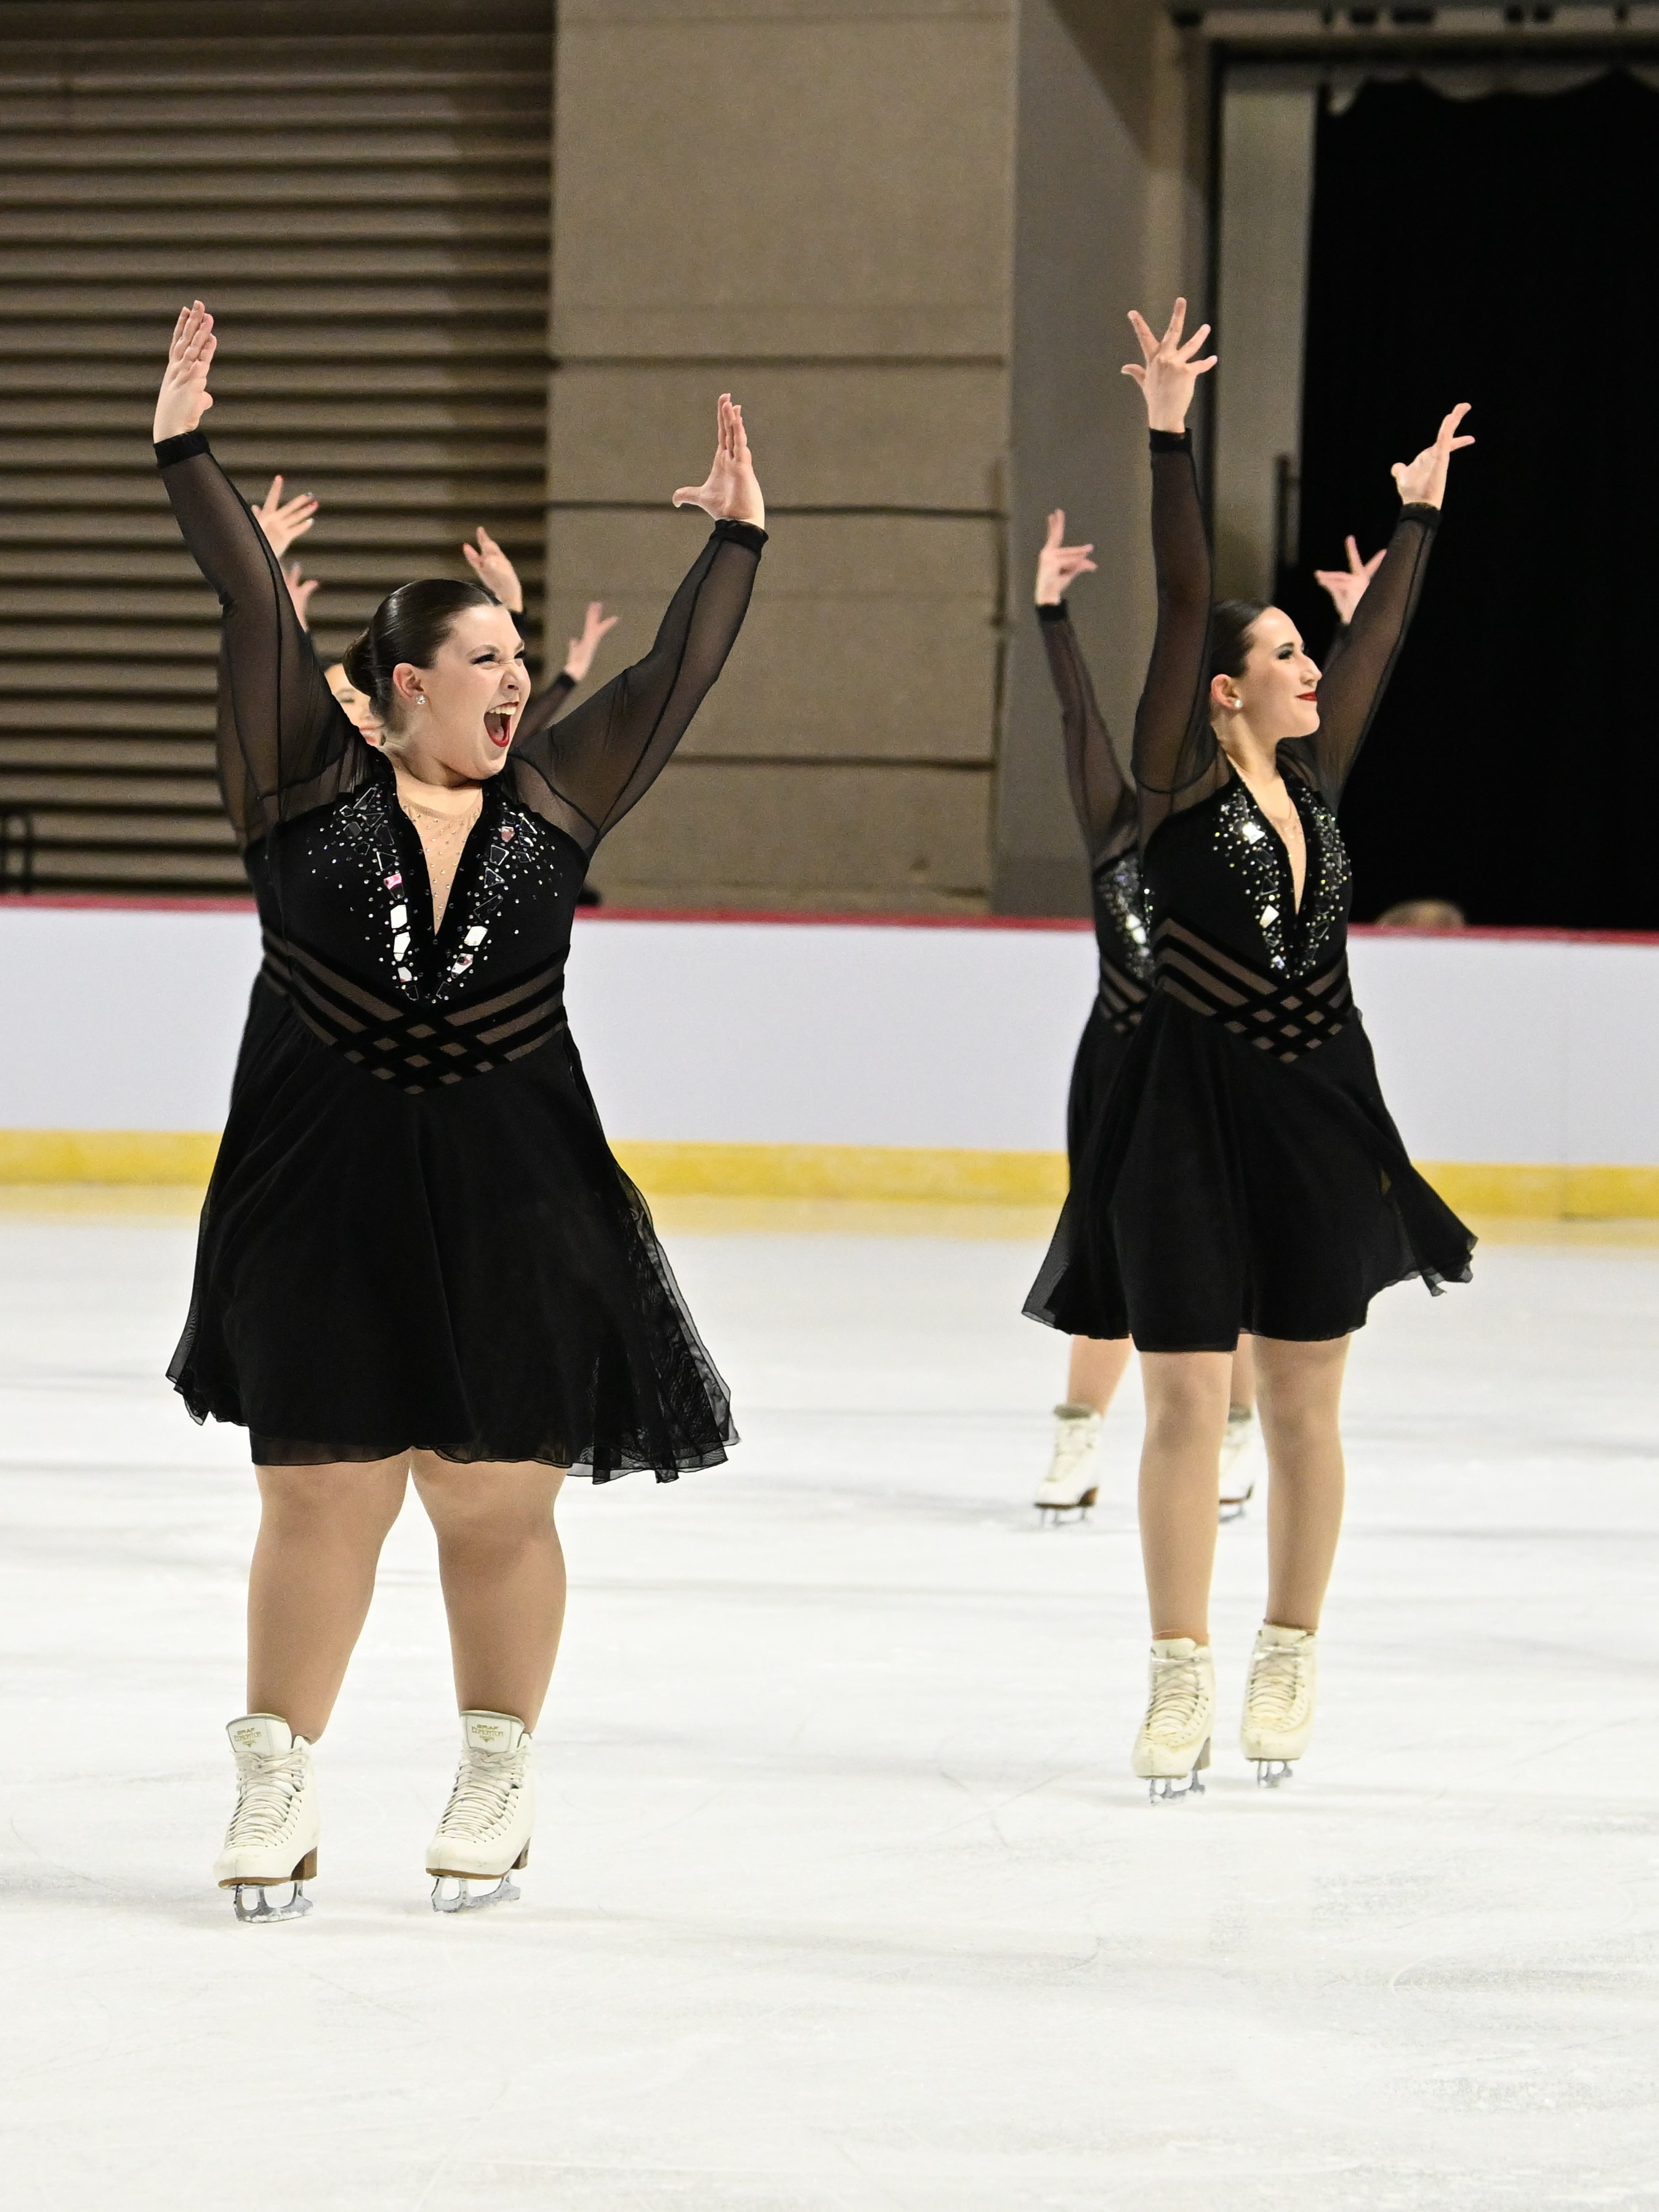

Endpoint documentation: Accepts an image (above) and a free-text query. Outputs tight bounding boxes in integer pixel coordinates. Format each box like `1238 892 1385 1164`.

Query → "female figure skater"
1029 512 1258 1523
1025 302 1474 1799
153 302 767 1918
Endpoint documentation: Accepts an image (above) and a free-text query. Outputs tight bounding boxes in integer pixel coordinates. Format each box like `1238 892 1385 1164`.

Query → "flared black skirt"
170 980 735 1478
1027 991 1473 1351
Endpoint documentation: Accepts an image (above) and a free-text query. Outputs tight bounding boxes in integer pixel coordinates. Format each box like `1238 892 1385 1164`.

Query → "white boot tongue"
227 1713 294 1758
461 1710 525 1755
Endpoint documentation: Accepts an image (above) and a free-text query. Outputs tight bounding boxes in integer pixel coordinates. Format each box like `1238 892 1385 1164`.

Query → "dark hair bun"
342 628 376 695
342 578 498 724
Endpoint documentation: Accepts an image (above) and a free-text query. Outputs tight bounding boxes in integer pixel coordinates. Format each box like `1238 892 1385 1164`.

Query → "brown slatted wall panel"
0 1 552 893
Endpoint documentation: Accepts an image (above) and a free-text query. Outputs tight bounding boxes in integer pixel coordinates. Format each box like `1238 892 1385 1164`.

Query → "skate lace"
226 1751 308 1847
1145 1653 1209 1744
1053 1424 1094 1474
436 1751 521 1840
1248 1644 1309 1727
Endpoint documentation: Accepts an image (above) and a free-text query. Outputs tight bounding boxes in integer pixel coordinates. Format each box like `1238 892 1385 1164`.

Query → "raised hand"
252 474 318 560
562 600 620 685
1391 403 1474 509
1312 535 1385 626
462 525 523 613
1035 508 1097 606
1122 299 1216 434
672 393 765 529
280 559 318 629
153 299 217 443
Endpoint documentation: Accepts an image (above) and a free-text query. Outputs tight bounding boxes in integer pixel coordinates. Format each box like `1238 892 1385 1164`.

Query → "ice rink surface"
1 1191 1657 2212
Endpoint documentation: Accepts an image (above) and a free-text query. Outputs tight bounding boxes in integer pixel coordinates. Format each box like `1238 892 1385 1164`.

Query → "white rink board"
1 902 1657 1167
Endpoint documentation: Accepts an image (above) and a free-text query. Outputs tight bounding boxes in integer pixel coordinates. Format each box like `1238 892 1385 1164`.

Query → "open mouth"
485 708 514 748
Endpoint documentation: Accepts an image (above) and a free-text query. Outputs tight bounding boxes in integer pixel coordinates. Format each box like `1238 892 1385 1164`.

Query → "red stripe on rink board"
3 891 1659 948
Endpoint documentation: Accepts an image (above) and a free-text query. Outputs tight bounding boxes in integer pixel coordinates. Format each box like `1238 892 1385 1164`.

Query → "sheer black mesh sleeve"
507 519 765 852
155 430 362 849
1037 602 1136 865
1132 432 1228 842
512 669 575 748
1289 504 1440 803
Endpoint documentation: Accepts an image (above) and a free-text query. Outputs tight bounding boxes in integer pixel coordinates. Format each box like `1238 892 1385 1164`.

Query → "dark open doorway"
1286 69 1659 929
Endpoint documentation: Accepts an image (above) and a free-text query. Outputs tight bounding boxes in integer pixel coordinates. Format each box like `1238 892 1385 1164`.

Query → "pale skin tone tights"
248 1456 567 1741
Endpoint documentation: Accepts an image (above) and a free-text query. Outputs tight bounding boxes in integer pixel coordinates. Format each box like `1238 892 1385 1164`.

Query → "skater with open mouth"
1025 301 1475 1800
152 301 767 1918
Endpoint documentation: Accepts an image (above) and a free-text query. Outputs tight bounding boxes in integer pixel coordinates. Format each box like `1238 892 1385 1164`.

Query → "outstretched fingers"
1439 402 1475 451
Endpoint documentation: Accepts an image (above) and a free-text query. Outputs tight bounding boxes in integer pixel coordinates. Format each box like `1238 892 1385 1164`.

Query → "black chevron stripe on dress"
259 932 567 1094
1152 917 1352 1063
1099 956 1152 1034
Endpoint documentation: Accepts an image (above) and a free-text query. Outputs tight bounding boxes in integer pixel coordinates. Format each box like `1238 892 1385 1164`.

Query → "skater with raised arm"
153 302 767 1918
1028 511 1259 1524
1026 302 1474 1798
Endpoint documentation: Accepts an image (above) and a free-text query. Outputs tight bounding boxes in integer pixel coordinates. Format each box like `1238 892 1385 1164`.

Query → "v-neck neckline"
1229 762 1309 917
378 753 494 954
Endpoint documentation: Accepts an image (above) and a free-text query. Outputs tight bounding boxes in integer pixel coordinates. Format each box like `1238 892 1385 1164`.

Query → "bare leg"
247 1456 411 1740
411 1456 567 1731
1137 1351 1232 1641
1229 1333 1257 1415
1065 1334 1134 1415
1256 1334 1350 1631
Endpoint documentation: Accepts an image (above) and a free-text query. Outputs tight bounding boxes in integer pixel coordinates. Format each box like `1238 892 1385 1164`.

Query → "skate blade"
430 1873 521 1914
1147 1770 1206 1804
1254 1759 1296 1789
230 1881 313 1923
1218 1483 1254 1524
1035 1488 1097 1525
1142 1737 1211 1804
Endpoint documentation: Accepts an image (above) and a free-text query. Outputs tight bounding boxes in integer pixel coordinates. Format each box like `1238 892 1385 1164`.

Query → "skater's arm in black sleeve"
156 433 357 847
1132 432 1226 841
1304 404 1471 801
507 522 765 849
1303 504 1439 801
1038 603 1136 865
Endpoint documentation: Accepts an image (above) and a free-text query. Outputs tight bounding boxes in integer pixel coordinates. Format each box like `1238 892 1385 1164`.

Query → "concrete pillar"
550 0 1205 915
1212 83 1317 603
550 0 1015 913
993 1 1208 916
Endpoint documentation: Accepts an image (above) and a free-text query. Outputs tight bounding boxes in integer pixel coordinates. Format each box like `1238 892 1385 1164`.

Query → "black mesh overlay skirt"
1060 1001 1132 1338
1027 992 1474 1352
170 982 735 1477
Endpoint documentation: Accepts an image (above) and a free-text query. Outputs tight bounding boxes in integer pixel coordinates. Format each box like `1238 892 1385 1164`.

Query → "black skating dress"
1025 430 1474 1351
1036 600 1153 1179
158 429 765 1475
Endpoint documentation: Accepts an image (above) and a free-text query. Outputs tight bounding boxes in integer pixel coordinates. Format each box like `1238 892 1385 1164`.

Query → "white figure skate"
1240 1623 1317 1786
1218 1405 1260 1522
1035 1402 1102 1521
427 1710 535 1913
214 1713 319 1923
1131 1639 1215 1803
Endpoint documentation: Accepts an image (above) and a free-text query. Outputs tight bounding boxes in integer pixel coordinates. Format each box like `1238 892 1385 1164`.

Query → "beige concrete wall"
551 0 1014 911
549 0 1206 913
994 1 1208 914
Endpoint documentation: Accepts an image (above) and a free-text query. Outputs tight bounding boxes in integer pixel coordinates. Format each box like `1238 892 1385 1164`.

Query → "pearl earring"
416 693 426 706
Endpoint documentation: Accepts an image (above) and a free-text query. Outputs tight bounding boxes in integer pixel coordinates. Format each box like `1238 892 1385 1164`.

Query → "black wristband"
714 519 768 553
154 429 211 467
1399 502 1442 529
1036 600 1070 624
1148 429 1192 454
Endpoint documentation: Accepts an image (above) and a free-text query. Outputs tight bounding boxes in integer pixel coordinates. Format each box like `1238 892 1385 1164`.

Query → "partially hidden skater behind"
1024 300 1475 1800
1027 509 1259 1525
152 302 769 1919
